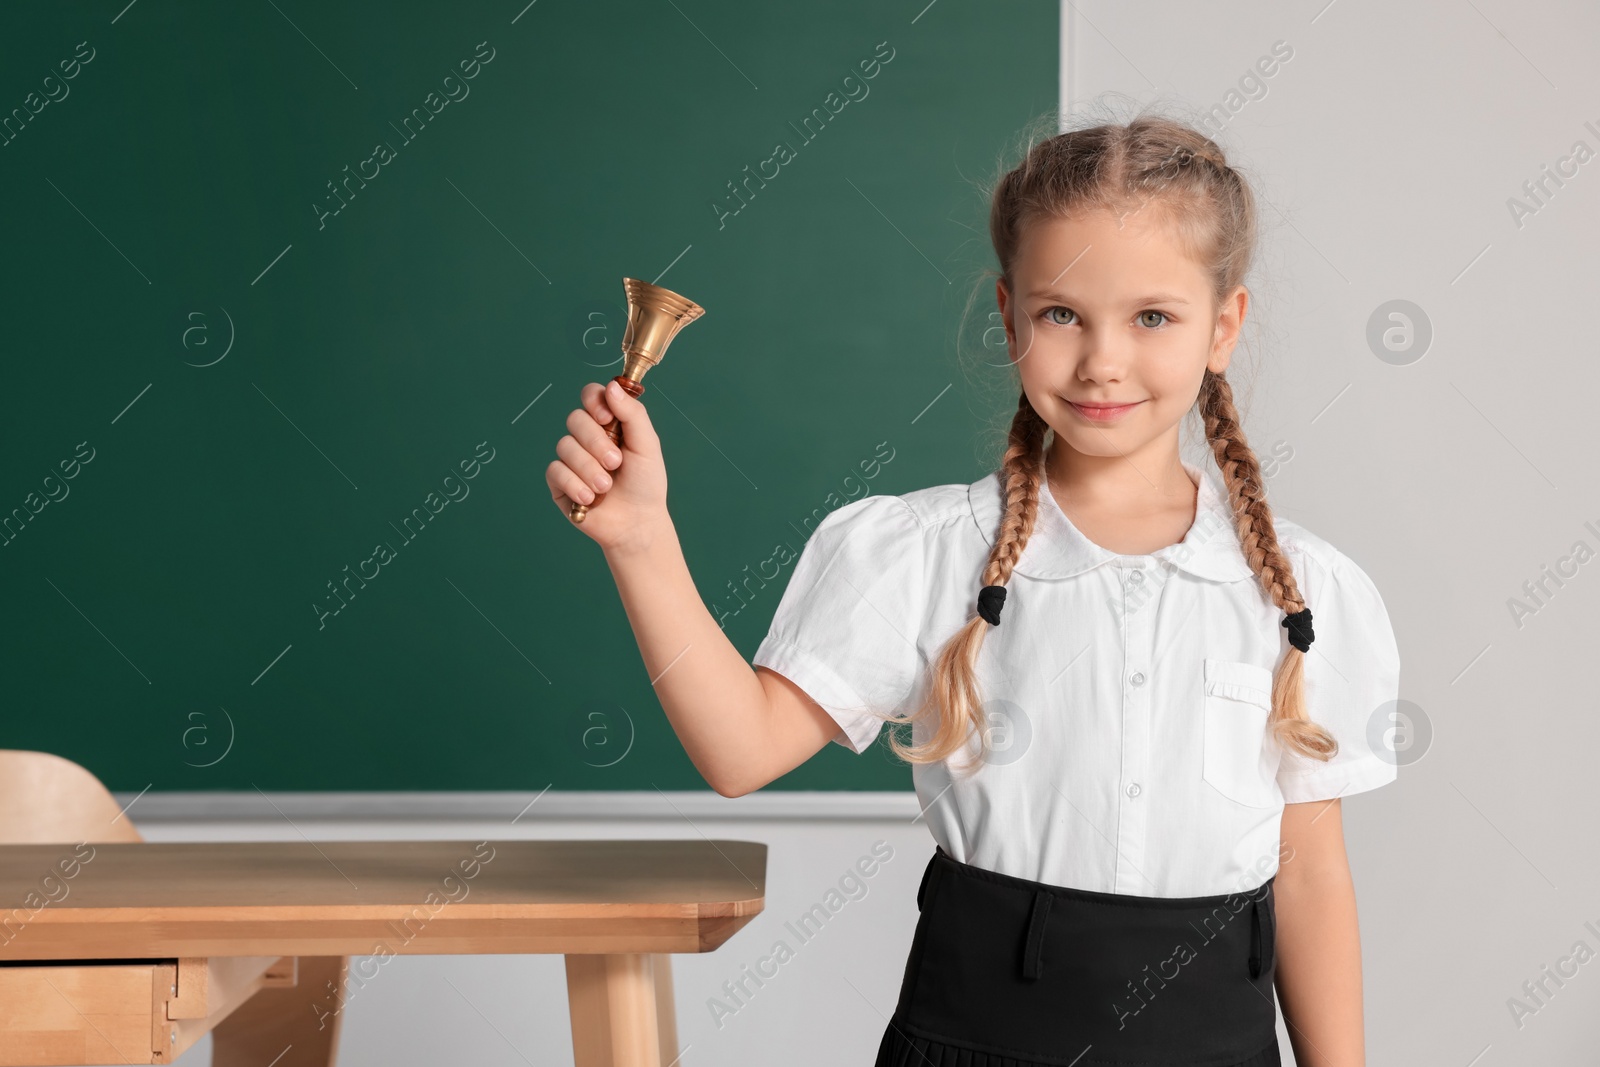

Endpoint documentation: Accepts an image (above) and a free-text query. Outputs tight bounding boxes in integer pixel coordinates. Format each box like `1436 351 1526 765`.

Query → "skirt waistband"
920 845 1277 907
918 847 1277 983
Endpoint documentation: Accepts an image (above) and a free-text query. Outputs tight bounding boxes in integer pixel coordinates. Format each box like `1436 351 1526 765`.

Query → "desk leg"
650 955 678 1063
212 956 348 1067
564 953 680 1067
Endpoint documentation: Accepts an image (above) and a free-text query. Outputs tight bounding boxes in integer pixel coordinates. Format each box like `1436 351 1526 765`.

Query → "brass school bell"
569 278 706 524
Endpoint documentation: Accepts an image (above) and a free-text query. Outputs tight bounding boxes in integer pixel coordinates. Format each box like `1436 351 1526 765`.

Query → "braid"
884 390 1049 773
1200 369 1337 760
984 391 1051 586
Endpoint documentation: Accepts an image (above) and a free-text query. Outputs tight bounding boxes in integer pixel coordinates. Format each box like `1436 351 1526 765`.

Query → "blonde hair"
884 108 1337 774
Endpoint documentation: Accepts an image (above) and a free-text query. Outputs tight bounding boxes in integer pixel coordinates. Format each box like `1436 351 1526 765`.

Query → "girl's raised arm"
547 380 842 796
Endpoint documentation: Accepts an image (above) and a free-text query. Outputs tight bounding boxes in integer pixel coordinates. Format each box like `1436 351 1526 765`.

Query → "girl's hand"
547 380 670 555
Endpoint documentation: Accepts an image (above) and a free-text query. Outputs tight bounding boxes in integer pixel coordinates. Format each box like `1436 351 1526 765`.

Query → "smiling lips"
1068 399 1144 423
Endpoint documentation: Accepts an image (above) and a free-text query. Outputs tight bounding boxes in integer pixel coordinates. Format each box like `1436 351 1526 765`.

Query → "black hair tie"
1282 608 1314 652
977 584 1007 626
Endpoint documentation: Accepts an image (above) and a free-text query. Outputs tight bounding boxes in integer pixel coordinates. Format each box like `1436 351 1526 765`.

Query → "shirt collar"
965 454 1256 582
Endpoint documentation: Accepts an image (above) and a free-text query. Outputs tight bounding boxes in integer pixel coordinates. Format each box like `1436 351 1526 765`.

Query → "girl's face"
995 208 1246 465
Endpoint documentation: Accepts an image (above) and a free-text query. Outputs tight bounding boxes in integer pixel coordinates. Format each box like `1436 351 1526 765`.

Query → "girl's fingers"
566 406 621 470
548 459 596 506
556 435 612 497
599 379 658 451
581 381 615 425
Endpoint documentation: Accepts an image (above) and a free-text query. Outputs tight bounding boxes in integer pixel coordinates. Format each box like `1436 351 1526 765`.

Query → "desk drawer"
0 956 288 1065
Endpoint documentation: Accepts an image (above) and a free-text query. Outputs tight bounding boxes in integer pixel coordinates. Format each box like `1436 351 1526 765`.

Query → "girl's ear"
1207 285 1249 373
995 278 1019 365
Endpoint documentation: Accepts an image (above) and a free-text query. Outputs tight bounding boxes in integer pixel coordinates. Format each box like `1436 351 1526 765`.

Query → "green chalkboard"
0 1 1056 792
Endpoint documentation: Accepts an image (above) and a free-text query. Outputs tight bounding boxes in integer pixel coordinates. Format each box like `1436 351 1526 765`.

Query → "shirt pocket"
1202 658 1283 809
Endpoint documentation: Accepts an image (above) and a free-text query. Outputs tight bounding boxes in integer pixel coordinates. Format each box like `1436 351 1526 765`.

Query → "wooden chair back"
0 749 142 845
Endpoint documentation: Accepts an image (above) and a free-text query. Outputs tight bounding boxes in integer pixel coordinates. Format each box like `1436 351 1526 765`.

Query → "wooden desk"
0 838 766 1066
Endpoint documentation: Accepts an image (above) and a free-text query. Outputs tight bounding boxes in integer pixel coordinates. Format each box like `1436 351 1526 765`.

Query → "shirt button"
1128 570 1144 584
1130 672 1146 687
1126 782 1142 797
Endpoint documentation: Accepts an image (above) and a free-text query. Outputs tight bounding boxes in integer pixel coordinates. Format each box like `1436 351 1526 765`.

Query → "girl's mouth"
1068 400 1144 423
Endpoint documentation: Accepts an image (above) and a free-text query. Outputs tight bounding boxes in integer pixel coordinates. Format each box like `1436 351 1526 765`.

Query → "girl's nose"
1074 329 1133 383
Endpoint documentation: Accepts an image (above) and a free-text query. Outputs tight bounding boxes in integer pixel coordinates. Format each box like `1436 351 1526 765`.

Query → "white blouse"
752 455 1401 897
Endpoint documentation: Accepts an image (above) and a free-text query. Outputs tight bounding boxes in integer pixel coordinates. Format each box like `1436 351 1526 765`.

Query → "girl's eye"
1041 307 1170 328
1043 306 1076 326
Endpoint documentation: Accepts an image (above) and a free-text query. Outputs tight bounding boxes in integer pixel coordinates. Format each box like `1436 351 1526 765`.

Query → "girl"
548 113 1399 1067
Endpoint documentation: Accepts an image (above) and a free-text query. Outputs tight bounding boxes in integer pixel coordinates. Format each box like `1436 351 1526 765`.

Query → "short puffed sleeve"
752 494 928 754
1276 545 1401 803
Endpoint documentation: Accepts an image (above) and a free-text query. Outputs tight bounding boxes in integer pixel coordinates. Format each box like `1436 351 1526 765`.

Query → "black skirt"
874 846 1280 1067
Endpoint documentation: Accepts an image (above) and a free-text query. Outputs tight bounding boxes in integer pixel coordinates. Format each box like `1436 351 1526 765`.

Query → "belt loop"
1021 889 1053 980
1247 896 1264 979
